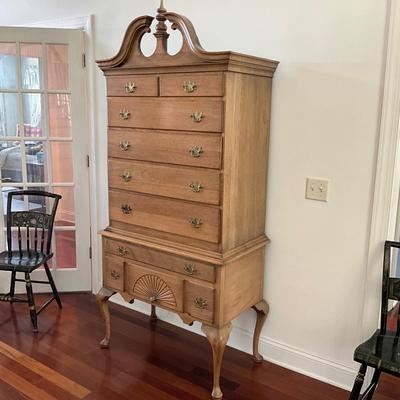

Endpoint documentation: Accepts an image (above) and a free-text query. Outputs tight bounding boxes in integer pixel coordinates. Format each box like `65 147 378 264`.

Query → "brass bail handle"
183 80 197 93
125 82 137 93
189 146 204 158
121 204 133 214
189 217 202 228
184 263 197 275
189 182 203 193
119 109 131 120
191 111 204 123
120 171 132 182
119 141 130 151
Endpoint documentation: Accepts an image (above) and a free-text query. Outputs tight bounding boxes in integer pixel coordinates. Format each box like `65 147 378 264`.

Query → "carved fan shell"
133 274 177 307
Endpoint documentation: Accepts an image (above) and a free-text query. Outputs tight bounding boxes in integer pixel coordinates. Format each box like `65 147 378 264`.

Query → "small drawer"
104 237 216 283
103 255 124 292
108 159 221 205
108 97 223 133
160 73 223 97
109 190 220 243
125 262 183 312
184 281 215 324
108 129 222 170
106 75 158 97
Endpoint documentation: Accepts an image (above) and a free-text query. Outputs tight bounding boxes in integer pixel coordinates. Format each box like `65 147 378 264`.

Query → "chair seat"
0 250 52 272
354 329 400 376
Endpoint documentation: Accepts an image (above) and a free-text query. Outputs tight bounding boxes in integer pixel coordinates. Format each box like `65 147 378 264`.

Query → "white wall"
0 0 389 390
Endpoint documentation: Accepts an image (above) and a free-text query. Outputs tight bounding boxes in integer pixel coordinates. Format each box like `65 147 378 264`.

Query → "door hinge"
82 53 86 68
86 154 90 167
89 246 92 259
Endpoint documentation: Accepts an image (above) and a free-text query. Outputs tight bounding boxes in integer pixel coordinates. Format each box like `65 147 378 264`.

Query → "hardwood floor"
0 293 397 400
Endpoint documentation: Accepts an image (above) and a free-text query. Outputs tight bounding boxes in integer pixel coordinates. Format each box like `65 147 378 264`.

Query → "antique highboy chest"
96 2 278 399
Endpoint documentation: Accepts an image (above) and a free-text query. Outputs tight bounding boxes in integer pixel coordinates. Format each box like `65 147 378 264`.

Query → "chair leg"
366 368 381 400
349 363 367 400
44 262 62 308
25 273 38 333
9 270 16 302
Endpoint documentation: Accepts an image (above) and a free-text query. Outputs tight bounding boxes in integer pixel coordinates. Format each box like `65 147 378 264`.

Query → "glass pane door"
0 27 90 292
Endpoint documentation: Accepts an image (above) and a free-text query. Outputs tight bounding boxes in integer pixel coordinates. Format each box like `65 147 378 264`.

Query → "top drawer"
106 75 158 97
160 73 223 97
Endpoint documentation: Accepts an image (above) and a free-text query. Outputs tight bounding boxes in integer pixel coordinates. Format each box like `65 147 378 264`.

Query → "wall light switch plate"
306 177 329 202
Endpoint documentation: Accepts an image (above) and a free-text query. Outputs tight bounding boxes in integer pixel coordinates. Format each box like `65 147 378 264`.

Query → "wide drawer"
159 73 223 97
108 129 222 169
184 281 215 324
103 237 216 283
109 190 220 243
103 255 125 292
108 97 223 132
125 262 184 312
106 75 158 97
108 159 220 205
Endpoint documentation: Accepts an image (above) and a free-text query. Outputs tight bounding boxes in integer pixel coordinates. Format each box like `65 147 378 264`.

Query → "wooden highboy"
96 2 278 398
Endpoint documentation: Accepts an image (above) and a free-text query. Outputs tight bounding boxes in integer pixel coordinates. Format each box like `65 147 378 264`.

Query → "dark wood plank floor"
0 293 397 400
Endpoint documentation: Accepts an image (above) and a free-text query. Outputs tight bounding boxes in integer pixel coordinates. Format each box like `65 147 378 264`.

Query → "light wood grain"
184 281 215 323
108 97 223 132
107 75 158 96
103 255 125 292
125 261 184 312
108 128 222 169
109 190 220 243
108 158 221 205
222 247 265 324
222 72 272 250
104 237 216 283
160 72 223 97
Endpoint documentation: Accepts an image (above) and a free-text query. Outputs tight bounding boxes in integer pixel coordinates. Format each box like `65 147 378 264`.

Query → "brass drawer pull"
184 263 197 275
149 295 158 302
120 171 132 182
121 204 133 214
111 270 121 280
183 80 197 93
119 140 130 151
191 111 204 123
189 217 202 228
189 146 204 158
194 297 207 309
189 182 203 193
119 109 131 120
125 82 137 93
117 246 128 256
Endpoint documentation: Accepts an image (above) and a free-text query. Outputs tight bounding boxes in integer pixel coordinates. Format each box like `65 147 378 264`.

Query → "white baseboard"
110 295 356 391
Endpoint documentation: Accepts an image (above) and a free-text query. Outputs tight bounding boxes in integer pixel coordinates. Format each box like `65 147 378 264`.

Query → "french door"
0 27 91 291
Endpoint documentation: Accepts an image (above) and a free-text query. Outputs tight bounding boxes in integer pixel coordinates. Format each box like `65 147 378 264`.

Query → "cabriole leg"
96 287 115 349
252 299 269 362
202 323 232 400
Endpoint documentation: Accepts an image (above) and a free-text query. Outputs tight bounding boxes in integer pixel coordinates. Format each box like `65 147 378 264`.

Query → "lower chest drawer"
104 237 216 283
109 190 220 243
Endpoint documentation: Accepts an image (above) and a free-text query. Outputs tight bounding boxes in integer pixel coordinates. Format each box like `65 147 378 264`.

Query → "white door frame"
362 0 400 339
20 15 101 294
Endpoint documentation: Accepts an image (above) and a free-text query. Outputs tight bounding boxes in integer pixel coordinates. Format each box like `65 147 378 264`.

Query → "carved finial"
154 0 169 53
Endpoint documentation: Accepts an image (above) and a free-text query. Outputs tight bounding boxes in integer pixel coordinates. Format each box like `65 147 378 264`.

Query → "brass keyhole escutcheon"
189 146 204 158
125 82 137 93
119 141 130 151
188 217 202 228
191 111 204 123
189 182 203 193
183 80 197 93
119 109 131 120
120 171 132 182
121 204 133 214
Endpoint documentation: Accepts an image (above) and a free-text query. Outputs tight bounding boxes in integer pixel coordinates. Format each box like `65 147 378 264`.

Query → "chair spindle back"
6 190 61 257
